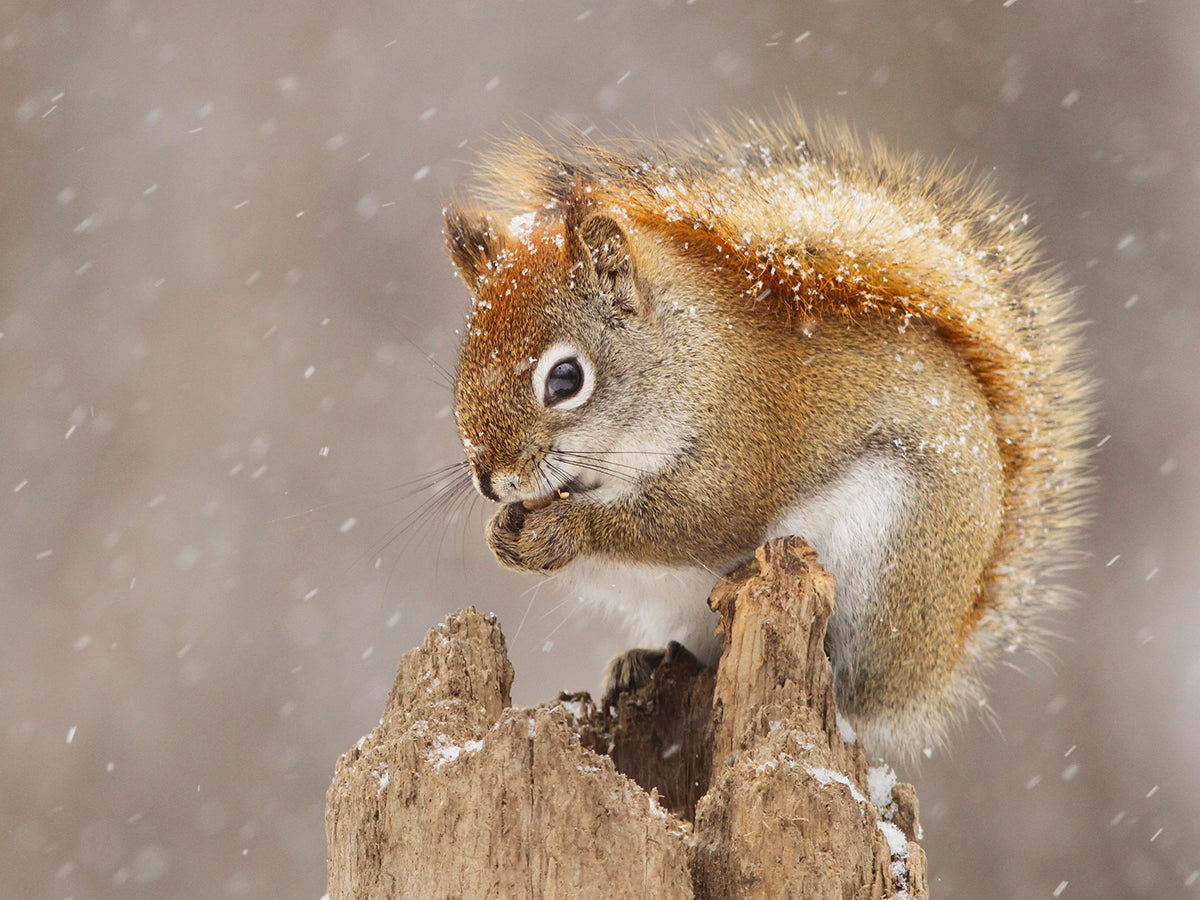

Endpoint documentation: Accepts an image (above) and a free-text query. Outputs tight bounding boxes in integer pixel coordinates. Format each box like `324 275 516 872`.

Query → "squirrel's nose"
464 442 500 501
475 469 500 502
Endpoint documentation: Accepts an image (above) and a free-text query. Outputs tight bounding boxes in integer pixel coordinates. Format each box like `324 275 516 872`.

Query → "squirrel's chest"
563 559 727 664
566 456 910 666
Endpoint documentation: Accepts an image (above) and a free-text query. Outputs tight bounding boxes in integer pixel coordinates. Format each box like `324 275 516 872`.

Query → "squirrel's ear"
444 206 503 293
573 214 641 316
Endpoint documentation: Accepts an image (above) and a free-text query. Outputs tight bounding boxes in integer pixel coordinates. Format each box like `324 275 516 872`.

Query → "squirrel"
442 110 1093 761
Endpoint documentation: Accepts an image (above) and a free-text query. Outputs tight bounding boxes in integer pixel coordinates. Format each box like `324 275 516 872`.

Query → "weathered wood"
325 608 692 900
690 538 926 899
326 538 928 899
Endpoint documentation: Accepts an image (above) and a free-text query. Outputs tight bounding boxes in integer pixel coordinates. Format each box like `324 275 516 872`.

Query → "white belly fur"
767 456 909 677
563 558 727 664
565 456 910 672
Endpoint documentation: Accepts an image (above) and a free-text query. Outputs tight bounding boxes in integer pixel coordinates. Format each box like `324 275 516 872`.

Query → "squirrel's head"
445 200 688 506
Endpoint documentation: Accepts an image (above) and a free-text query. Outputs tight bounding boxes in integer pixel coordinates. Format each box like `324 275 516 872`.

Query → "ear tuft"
538 160 589 209
444 206 503 292
573 214 640 316
579 215 632 281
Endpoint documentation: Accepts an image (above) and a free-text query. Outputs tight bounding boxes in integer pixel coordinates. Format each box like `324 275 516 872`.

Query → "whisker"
554 448 676 458
544 457 636 496
683 550 725 580
267 461 471 525
556 448 681 460
551 449 664 477
540 458 576 489
387 467 476 531
369 465 477 563
389 310 458 391
553 453 643 473
510 566 584 655
395 460 474 493
538 598 584 645
548 454 641 485
319 465 476 594
535 459 562 498
566 463 638 485
416 371 456 393
430 470 483 575
511 578 547 641
275 486 471 598
537 589 580 622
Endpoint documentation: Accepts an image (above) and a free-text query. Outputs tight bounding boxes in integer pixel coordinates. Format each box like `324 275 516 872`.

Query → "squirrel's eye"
545 358 583 406
534 343 593 410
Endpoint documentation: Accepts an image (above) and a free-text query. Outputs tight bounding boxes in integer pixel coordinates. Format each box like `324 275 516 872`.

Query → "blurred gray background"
3 1 1198 897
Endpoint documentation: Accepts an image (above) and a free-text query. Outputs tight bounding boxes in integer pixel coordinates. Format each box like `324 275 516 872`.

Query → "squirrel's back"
449 109 1094 757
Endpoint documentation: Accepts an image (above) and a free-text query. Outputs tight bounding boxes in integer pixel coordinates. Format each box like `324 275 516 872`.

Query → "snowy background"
3 1 1199 897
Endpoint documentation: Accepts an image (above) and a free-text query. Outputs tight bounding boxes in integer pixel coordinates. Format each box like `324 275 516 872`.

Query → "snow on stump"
325 536 927 899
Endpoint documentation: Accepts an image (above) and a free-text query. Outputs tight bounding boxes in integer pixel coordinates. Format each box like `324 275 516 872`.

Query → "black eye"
534 345 593 410
545 358 583 405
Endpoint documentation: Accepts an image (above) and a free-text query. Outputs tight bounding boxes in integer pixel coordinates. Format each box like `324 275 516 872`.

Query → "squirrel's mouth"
521 474 596 510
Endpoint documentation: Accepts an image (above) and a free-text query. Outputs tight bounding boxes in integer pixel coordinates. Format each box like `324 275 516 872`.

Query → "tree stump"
326 537 927 899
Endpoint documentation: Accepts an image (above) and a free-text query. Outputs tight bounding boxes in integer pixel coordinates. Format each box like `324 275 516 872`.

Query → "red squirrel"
443 112 1093 760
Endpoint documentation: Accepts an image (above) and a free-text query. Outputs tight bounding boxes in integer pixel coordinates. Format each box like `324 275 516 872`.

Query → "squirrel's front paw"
486 501 584 573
